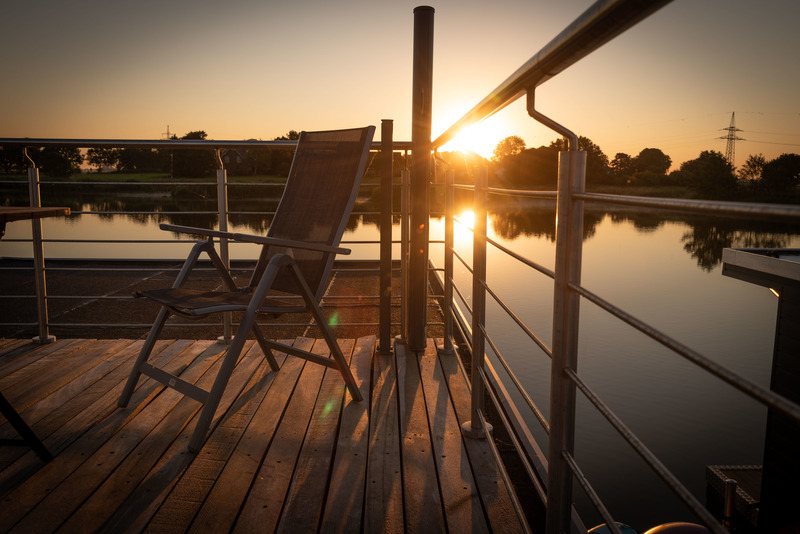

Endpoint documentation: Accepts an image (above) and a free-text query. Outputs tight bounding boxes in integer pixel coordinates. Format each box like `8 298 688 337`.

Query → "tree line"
0 130 302 178
486 135 800 200
3 129 799 200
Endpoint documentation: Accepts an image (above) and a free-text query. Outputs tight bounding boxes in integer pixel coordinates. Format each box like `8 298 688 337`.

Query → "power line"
745 139 800 148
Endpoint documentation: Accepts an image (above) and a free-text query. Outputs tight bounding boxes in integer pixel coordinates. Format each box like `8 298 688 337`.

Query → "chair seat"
136 288 307 316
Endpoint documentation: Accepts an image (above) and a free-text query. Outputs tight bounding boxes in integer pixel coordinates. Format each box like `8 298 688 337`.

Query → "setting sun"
438 112 517 160
456 209 475 229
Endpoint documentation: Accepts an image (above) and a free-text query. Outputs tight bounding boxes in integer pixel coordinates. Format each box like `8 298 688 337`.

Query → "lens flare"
328 312 340 328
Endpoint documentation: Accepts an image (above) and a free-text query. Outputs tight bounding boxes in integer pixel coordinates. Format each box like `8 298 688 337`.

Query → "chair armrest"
160 224 350 255
159 224 237 240
230 233 351 255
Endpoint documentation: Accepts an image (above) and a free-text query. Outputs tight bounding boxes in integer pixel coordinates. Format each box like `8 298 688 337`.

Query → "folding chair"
118 126 375 452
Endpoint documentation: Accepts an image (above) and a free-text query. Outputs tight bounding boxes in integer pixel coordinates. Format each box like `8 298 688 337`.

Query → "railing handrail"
0 138 412 151
432 0 673 150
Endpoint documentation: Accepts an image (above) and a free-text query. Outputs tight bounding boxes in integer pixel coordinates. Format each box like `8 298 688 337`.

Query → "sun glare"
454 209 477 246
456 209 476 229
438 114 515 160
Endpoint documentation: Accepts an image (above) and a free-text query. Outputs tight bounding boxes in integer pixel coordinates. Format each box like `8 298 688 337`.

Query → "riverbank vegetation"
440 134 800 203
2 129 799 203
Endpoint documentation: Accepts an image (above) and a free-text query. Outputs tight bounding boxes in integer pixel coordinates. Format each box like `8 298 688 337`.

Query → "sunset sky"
2 0 798 169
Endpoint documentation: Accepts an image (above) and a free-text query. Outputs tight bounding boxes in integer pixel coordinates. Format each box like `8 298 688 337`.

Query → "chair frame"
118 126 374 452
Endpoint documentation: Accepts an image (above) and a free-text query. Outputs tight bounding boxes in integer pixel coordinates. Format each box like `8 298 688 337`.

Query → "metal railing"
0 126 412 352
414 1 800 533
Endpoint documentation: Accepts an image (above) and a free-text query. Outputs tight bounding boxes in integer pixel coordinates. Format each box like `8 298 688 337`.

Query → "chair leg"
280 257 362 402
119 307 170 408
252 324 281 372
307 298 362 402
0 393 52 462
187 313 254 453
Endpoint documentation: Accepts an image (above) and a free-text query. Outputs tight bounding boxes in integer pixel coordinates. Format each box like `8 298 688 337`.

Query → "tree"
610 152 635 178
738 153 767 184
0 146 26 174
172 130 216 178
679 150 737 198
492 135 526 162
494 145 558 189
634 148 671 175
269 130 301 176
37 146 83 178
760 153 800 194
86 148 120 172
550 136 610 184
118 147 168 173
244 139 273 176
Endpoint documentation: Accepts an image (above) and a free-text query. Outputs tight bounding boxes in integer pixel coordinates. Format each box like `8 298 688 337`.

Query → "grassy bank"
3 172 798 204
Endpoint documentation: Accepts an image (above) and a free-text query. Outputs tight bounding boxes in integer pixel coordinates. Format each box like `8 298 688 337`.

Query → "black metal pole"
409 5 434 351
378 119 394 355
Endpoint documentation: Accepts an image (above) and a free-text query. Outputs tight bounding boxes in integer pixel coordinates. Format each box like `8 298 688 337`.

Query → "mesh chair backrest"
251 126 375 299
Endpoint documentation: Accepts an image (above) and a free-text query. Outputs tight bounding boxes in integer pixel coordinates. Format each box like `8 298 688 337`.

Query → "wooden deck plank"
0 340 147 480
0 341 182 493
396 341 446 534
0 340 188 496
318 335 375 534
56 341 264 533
0 339 31 355
275 338 356 533
141 343 292 533
7 342 228 533
365 343 404 533
12 339 139 430
232 339 331 533
416 339 490 534
30 341 179 446
0 341 218 531
0 339 68 377
183 338 314 533
435 340 527 533
0 338 530 534
106 344 285 533
0 339 90 390
2 339 132 412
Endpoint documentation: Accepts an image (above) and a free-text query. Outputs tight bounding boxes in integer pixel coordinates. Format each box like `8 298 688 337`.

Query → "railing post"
441 166 455 355
546 149 586 534
408 5 434 351
400 166 410 344
215 149 232 343
463 163 492 438
25 151 55 344
378 119 394 355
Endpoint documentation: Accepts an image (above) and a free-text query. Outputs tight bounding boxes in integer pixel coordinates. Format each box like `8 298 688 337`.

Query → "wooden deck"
0 336 527 533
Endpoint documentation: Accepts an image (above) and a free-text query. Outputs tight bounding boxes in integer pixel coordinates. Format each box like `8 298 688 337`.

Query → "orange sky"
1 0 798 169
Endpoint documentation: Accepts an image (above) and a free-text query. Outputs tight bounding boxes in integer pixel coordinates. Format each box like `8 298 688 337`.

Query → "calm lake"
3 189 800 531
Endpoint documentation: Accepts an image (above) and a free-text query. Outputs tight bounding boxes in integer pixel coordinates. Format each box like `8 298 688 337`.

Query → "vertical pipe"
400 167 410 343
546 149 586 534
378 120 394 355
442 166 455 355
463 164 490 439
26 158 54 344
215 149 232 342
409 5 434 351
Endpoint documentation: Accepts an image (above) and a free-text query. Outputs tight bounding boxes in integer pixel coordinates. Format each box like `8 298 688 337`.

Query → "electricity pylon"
719 112 744 167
